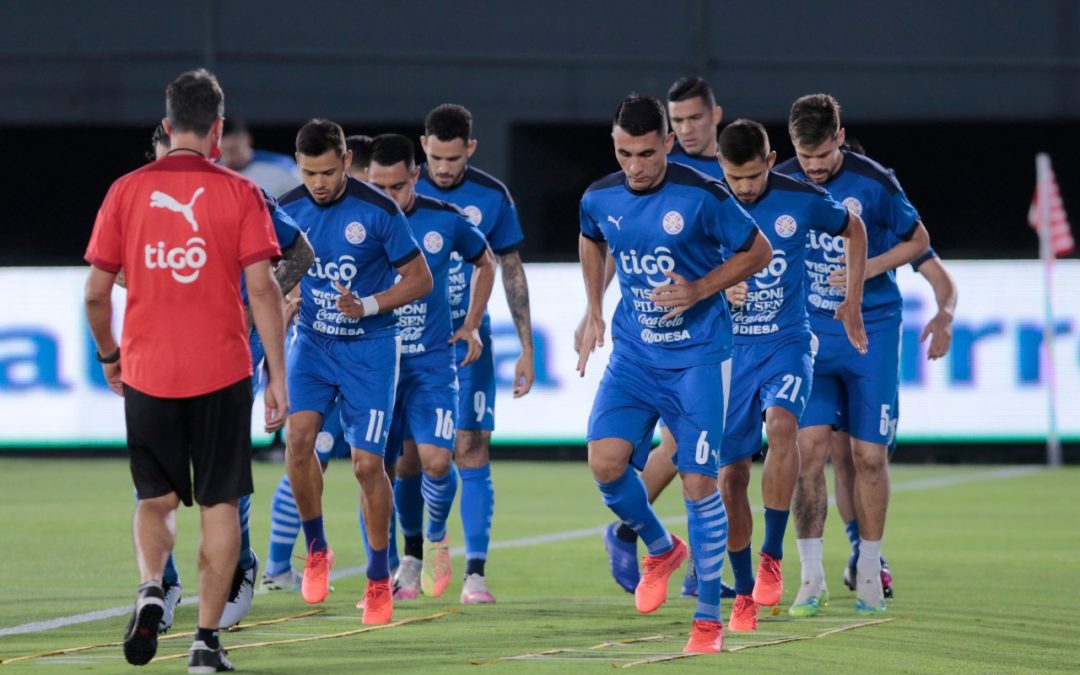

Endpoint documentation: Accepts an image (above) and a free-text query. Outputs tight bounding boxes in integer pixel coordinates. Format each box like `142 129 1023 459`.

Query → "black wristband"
96 348 120 364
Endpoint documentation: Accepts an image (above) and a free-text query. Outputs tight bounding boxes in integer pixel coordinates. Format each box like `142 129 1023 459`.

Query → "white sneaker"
460 573 496 605
393 556 422 600
219 553 257 629
159 580 182 633
260 568 302 593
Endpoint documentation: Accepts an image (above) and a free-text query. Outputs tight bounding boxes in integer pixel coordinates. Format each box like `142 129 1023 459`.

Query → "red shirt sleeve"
84 181 124 273
237 182 282 268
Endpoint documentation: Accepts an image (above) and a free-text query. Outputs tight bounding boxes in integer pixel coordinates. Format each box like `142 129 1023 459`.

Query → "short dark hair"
346 134 374 169
165 69 224 136
222 117 248 137
789 94 842 147
370 134 416 171
613 93 668 137
424 104 472 142
296 118 346 157
667 75 716 108
718 119 770 165
147 123 169 160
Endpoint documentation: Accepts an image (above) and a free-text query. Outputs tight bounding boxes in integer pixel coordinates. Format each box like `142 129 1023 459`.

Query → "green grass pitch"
1 459 1078 672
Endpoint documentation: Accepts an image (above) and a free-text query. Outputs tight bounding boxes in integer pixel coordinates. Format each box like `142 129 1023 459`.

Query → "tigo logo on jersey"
842 197 863 217
144 237 207 284
463 205 483 226
619 247 676 288
662 211 685 235
808 231 846 263
774 214 797 238
423 231 444 254
345 222 367 245
752 249 788 289
310 255 358 287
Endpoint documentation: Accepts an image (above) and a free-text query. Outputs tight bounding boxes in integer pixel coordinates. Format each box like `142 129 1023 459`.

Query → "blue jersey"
242 149 302 198
726 171 849 343
280 177 420 340
668 141 724 180
397 194 488 368
776 150 920 334
580 162 760 368
416 165 524 328
241 189 300 306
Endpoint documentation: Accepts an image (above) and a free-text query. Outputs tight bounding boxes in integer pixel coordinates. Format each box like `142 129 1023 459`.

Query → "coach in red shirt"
84 69 287 672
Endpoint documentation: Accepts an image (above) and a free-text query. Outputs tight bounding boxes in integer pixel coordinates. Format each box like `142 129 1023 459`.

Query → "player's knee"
680 472 717 502
421 447 452 478
852 442 888 474
351 452 387 483
286 426 317 461
588 448 627 484
454 430 489 469
764 412 798 451
720 461 750 497
138 492 180 515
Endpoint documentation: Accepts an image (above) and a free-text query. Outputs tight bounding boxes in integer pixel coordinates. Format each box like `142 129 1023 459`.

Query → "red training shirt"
85 154 281 398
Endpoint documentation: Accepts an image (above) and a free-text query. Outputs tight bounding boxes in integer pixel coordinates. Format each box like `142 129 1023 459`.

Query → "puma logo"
150 187 205 232
607 215 624 230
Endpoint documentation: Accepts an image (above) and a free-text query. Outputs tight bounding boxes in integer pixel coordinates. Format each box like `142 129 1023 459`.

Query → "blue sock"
761 507 789 561
845 519 860 548
422 465 458 542
394 474 424 539
266 475 302 576
163 554 180 585
300 515 327 553
238 494 254 569
460 464 495 564
367 546 389 581
597 467 672 556
686 491 728 622
387 497 400 571
729 546 754 596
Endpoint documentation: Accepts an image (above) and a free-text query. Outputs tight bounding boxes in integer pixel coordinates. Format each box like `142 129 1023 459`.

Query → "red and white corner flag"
1030 154 1074 257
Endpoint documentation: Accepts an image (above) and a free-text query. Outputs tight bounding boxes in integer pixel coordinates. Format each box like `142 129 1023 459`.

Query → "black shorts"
125 377 254 507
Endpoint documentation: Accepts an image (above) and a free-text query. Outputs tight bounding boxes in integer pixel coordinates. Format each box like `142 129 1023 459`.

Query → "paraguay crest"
345 221 367 244
463 205 483 226
842 197 863 217
424 231 444 254
774 214 798 238
662 210 685 235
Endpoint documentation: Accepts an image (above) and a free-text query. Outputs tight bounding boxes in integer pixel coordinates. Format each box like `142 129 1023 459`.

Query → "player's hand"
283 295 302 325
263 376 289 433
573 314 587 354
114 269 127 289
576 312 605 377
333 281 364 318
828 259 848 289
834 298 868 355
651 271 702 320
513 348 535 398
725 281 749 307
450 325 483 366
920 310 953 359
102 361 123 396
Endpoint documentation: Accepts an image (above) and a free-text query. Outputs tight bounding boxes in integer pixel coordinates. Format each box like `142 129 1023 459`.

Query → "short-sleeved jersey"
280 177 420 341
416 165 524 328
726 171 849 343
580 162 761 368
668 141 725 180
776 150 920 334
397 194 488 369
241 149 302 198
84 155 280 398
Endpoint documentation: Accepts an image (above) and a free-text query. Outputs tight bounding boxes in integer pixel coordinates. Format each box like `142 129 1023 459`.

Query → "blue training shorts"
587 352 731 478
385 361 459 465
800 324 900 446
287 330 400 456
455 324 495 432
722 334 815 466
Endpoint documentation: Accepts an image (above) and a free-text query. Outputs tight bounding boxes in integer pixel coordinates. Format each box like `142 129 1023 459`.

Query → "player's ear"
836 127 846 147
419 135 429 154
466 138 478 158
713 105 723 126
161 118 172 138
766 150 776 169
663 131 675 153
410 165 421 181
342 149 353 172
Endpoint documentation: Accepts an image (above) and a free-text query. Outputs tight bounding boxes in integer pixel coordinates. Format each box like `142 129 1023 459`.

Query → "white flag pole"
1036 153 1062 467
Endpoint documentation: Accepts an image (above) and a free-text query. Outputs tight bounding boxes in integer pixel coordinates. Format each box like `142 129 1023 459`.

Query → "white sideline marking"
0 465 1043 638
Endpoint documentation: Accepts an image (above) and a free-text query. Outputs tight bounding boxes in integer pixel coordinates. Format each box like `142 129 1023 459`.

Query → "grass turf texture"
0 460 1077 672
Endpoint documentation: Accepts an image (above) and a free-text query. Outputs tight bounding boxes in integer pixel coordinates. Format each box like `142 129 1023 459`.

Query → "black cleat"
123 582 166 666
188 640 235 673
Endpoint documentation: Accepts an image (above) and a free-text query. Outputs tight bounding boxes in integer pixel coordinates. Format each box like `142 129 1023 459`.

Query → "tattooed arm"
498 250 535 398
274 233 315 296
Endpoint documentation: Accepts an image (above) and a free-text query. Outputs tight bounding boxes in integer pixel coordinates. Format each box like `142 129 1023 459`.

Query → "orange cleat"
301 544 334 604
728 594 758 631
634 535 687 614
361 577 393 625
683 619 724 654
752 552 783 607
421 536 452 598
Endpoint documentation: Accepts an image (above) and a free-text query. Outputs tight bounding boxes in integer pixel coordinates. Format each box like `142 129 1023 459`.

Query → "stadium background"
1 0 1077 461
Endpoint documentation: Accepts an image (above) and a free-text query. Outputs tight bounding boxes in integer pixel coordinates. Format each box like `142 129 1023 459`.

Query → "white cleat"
393 556 422 601
219 553 258 629
158 580 182 634
460 574 496 605
259 568 302 593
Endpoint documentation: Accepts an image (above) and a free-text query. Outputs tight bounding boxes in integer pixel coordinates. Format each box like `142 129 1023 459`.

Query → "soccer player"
146 124 314 631
667 75 725 179
365 134 495 600
279 119 432 625
833 248 957 595
712 119 868 631
775 94 930 616
85 69 287 672
220 117 302 197
346 134 374 181
415 103 535 604
578 93 771 653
